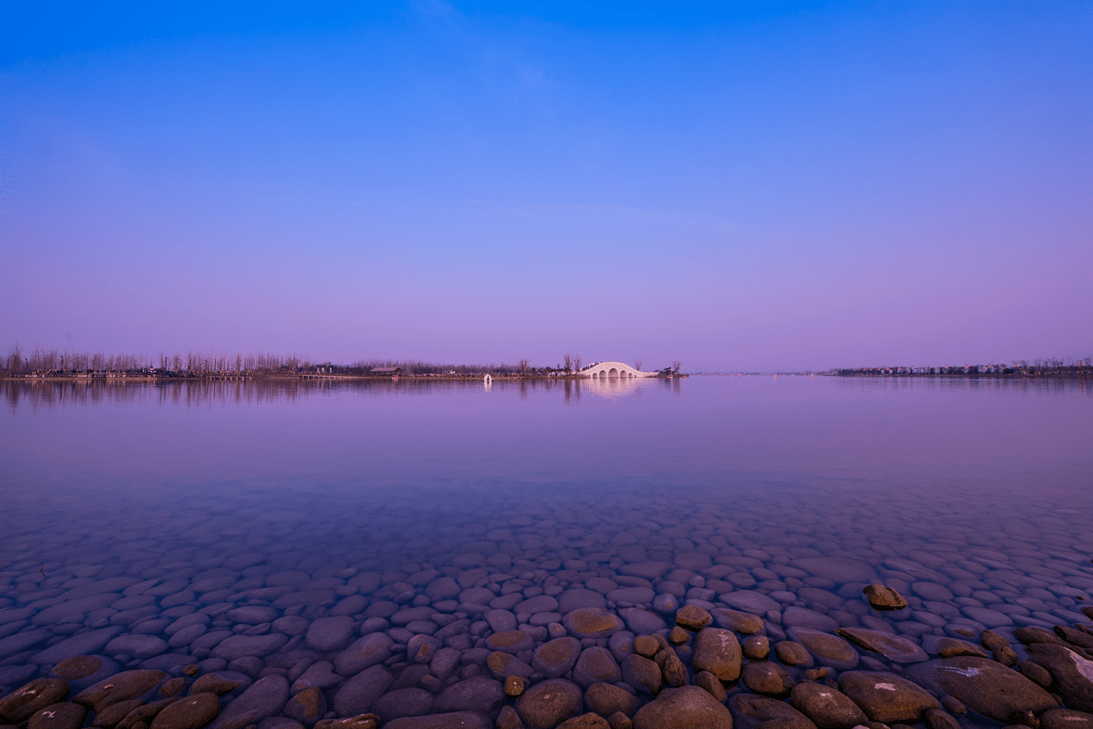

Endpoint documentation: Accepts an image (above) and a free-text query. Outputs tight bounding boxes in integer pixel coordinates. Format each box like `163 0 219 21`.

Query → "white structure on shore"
578 361 656 379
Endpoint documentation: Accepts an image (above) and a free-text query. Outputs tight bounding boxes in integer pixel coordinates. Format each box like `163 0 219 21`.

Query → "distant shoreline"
0 372 688 383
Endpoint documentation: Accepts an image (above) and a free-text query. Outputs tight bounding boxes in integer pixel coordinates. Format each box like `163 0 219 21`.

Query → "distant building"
369 367 403 376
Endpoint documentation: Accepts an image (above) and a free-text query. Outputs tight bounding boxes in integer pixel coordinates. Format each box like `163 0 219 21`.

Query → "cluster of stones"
3 488 1093 728
3 578 1093 729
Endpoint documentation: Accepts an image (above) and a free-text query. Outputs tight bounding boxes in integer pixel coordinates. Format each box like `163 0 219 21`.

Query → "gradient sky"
2 2 1090 371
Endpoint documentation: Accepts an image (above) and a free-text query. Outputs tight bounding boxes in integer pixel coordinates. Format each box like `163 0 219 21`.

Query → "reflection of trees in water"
9 374 1082 412
3 376 641 411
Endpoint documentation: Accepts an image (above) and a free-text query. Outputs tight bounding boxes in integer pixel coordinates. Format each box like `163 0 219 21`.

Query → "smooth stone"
332 665 392 717
912 582 955 602
485 652 534 681
675 605 712 631
91 696 144 727
485 630 534 654
782 606 839 632
633 685 733 729
484 610 518 633
33 595 124 625
334 633 394 676
961 606 1013 627
51 656 105 681
618 563 672 580
290 662 342 693
608 588 655 605
730 693 815 729
189 673 246 696
556 712 610 729
0 679 71 723
692 628 742 681
584 682 636 718
211 634 288 661
775 640 812 667
390 607 437 626
790 682 867 729
617 608 665 635
906 656 1058 723
105 634 169 659
0 628 53 658
406 634 442 664
515 595 560 614
863 584 907 611
272 617 310 636
305 617 355 652
786 628 858 670
790 558 875 583
517 678 583 729
558 590 607 613
150 694 221 729
564 608 623 639
710 608 763 635
32 628 125 664
933 637 989 658
373 688 432 722
531 637 581 678
742 661 794 695
384 713 491 729
1027 643 1093 712
285 685 328 724
28 701 87 729
838 671 940 724
835 627 928 663
431 677 505 715
74 670 166 713
1042 709 1093 729
719 591 781 615
225 607 278 625
742 635 770 660
622 654 661 695
210 674 289 729
573 647 621 687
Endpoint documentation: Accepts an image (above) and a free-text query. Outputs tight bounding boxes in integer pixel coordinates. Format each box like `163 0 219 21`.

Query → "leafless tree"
7 343 21 372
573 354 582 372
563 353 572 372
518 358 529 375
672 361 682 374
635 360 643 371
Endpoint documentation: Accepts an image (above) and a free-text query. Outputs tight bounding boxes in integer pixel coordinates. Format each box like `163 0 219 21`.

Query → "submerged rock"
634 686 733 729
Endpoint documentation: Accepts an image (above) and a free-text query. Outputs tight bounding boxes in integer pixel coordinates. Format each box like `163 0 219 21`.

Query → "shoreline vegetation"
830 358 1092 379
0 347 687 381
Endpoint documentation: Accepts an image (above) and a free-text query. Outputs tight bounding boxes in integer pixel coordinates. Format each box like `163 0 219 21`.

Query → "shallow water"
1 375 1092 725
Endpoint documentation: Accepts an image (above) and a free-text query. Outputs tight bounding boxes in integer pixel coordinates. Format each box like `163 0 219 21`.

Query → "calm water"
1 375 1092 724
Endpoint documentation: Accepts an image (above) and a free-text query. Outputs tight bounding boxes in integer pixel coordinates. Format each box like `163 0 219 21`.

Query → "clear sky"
2 2 1090 371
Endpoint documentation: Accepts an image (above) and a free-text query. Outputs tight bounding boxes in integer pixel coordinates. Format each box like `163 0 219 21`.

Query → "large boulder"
837 671 939 724
906 656 1058 724
633 686 733 729
692 628 742 681
789 682 867 729
517 679 582 729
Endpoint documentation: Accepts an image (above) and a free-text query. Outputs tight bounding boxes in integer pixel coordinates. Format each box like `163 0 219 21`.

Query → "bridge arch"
578 361 656 379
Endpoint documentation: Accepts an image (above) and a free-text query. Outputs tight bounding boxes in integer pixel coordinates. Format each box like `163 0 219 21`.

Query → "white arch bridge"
578 361 656 379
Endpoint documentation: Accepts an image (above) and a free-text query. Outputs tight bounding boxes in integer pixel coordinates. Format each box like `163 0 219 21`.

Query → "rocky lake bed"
2 377 1091 728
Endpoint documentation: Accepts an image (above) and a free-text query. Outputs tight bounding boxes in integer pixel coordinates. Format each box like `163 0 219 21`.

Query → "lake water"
1 375 1092 728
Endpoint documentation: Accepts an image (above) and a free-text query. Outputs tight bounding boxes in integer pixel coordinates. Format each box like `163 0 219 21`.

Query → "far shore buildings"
368 367 403 376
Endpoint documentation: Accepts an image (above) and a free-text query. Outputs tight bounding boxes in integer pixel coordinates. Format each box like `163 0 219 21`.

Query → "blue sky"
2 2 1090 370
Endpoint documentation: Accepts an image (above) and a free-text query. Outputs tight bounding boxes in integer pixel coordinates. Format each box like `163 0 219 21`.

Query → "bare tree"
672 361 682 374
563 353 572 372
518 358 529 376
635 360 643 371
573 354 582 372
7 343 21 372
